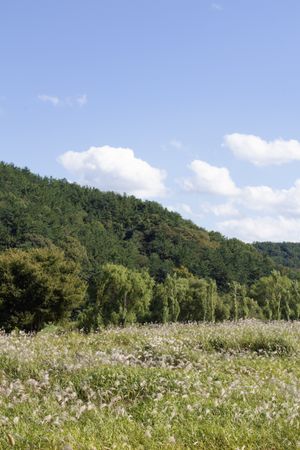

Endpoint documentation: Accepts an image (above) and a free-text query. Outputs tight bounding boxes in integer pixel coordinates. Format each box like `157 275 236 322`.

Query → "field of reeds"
0 321 299 449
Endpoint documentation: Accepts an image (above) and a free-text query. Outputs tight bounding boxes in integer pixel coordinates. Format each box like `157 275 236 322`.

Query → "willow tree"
97 263 154 325
206 279 217 322
251 270 293 320
151 274 189 323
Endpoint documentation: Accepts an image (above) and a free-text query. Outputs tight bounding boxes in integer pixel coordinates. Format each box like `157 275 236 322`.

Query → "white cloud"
76 94 87 106
58 145 167 199
161 139 185 153
38 94 60 106
238 180 300 216
169 139 183 150
38 94 87 107
166 205 176 212
179 137 300 240
180 203 193 214
183 160 239 196
202 202 240 217
218 216 300 243
211 3 223 11
211 175 300 214
182 158 300 216
224 133 300 166
181 157 300 241
166 203 203 219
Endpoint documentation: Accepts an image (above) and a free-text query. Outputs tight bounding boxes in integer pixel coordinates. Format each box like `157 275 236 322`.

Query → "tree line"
1 162 300 331
0 162 276 291
0 246 299 332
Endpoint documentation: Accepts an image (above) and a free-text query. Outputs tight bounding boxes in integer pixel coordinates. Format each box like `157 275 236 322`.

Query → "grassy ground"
0 321 299 449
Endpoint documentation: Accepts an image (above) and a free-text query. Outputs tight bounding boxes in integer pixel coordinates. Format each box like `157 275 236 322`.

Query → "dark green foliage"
254 241 300 272
1 162 300 329
208 238 275 289
0 162 273 289
0 247 86 331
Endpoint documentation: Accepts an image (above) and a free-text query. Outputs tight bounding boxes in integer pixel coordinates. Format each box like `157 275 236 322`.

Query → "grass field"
0 321 299 449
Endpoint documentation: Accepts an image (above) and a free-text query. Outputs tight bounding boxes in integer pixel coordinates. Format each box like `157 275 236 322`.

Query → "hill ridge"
0 161 274 288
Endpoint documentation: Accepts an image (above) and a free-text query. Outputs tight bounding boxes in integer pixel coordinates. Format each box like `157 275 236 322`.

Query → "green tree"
229 281 239 321
251 271 293 320
97 264 154 325
290 280 300 319
151 275 188 323
215 293 230 321
0 162 278 294
0 247 86 331
206 279 217 322
229 281 250 320
179 277 207 322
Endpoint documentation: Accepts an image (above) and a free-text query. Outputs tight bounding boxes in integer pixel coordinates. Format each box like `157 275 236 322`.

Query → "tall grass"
0 320 299 449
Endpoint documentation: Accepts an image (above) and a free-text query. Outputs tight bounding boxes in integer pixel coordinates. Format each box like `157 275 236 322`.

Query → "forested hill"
0 162 274 289
254 242 300 270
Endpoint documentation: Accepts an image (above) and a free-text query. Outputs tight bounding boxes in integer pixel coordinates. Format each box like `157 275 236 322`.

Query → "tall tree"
251 270 293 320
151 274 187 323
97 264 154 325
0 247 86 331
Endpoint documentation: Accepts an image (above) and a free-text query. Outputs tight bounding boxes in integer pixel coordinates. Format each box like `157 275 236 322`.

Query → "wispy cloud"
166 203 203 219
38 94 60 106
218 216 300 243
161 139 185 153
169 139 183 150
201 201 240 217
38 94 88 107
76 94 87 106
211 3 223 11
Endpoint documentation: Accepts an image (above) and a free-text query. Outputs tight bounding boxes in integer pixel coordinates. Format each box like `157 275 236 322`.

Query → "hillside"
0 162 274 289
254 241 300 271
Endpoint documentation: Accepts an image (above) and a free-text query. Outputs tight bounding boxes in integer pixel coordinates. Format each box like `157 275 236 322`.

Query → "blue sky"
2 0 300 241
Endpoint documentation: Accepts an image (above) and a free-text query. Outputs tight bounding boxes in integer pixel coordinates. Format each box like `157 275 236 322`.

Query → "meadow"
0 321 299 449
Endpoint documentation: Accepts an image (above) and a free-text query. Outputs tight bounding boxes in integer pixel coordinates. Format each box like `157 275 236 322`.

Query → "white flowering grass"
0 321 299 449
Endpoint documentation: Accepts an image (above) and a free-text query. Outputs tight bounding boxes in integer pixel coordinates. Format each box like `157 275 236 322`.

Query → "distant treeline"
254 242 300 269
0 247 299 331
0 162 300 331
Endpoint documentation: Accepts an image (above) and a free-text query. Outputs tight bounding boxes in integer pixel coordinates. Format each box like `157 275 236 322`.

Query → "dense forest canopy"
0 162 274 287
1 161 300 330
254 242 300 270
